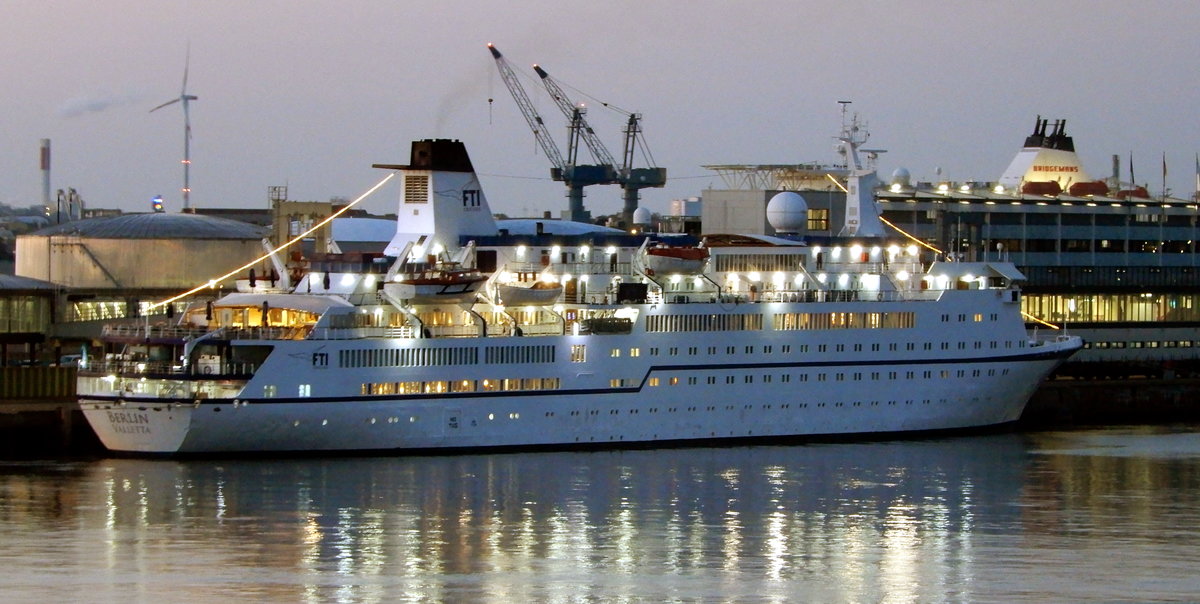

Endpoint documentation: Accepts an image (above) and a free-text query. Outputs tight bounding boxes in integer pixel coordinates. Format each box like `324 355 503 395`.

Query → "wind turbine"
150 46 198 210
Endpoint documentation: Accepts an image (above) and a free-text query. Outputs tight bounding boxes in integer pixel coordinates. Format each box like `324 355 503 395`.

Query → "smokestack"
40 139 51 210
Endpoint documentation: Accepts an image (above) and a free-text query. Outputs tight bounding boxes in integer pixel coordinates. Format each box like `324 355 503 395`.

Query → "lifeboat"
643 245 709 276
496 280 563 306
384 265 486 304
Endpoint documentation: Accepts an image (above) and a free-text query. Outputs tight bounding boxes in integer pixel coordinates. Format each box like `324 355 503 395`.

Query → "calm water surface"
1 425 1199 603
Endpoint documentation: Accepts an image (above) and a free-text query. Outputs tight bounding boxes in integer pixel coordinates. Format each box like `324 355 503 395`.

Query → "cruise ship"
76 135 1081 454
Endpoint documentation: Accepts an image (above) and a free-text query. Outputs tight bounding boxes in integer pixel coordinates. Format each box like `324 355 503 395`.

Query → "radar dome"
632 207 651 225
766 191 808 234
891 167 911 187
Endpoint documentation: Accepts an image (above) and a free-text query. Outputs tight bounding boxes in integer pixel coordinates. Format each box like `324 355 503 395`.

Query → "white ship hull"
79 295 1080 454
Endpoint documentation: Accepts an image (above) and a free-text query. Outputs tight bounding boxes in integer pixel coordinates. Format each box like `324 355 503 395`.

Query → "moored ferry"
77 137 1081 454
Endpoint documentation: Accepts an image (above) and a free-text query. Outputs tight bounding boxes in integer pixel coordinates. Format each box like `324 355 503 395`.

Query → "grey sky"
2 0 1197 219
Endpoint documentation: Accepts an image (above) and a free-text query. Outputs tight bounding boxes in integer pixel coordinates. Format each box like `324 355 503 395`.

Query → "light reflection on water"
0 426 1198 602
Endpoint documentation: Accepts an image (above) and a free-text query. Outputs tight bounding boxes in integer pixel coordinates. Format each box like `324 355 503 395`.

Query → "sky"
2 0 1199 220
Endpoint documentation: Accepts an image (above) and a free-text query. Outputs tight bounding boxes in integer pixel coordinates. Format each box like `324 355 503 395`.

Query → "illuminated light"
516 245 527 257
897 270 910 281
136 363 146 372
579 275 589 283
887 244 900 257
540 272 557 283
959 184 971 193
727 272 740 283
1086 202 1097 207
963 273 975 282
373 307 383 316
870 246 881 256
340 274 355 286
207 279 216 289
553 304 563 313
431 243 444 256
1036 202 1048 206
993 184 1005 194
1011 201 1021 205
907 244 918 256
831 247 842 260
890 183 902 192
551 245 561 256
103 375 117 384
772 271 785 286
560 273 572 282
793 274 805 285
837 273 850 287
747 272 761 282
669 274 681 284
812 246 822 255
411 245 425 257
692 276 703 286
310 273 322 285
364 275 376 287
850 244 863 258
937 183 949 193
580 245 590 256
985 201 996 205
605 246 616 255
817 273 828 284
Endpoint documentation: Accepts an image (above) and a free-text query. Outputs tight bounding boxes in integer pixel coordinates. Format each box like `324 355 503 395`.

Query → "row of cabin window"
338 345 555 368
360 377 561 396
636 367 1012 387
606 339 1025 359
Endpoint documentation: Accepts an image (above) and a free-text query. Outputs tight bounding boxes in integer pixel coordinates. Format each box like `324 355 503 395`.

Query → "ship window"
669 377 679 386
611 348 621 358
726 376 735 384
707 377 716 384
610 379 624 387
670 347 679 355
571 345 586 363
974 313 983 322
299 384 311 397
263 385 277 398
629 348 640 357
649 377 660 387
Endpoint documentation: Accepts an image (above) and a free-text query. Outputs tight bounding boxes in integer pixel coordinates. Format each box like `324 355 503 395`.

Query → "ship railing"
1028 332 1079 348
80 360 258 377
747 289 940 303
102 324 210 340
308 326 418 340
505 260 635 277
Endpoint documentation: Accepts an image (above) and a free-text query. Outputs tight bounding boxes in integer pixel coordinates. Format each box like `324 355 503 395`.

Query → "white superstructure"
78 139 1081 454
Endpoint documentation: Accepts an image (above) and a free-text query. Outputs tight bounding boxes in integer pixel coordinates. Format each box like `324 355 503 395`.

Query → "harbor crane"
488 43 616 223
532 64 666 228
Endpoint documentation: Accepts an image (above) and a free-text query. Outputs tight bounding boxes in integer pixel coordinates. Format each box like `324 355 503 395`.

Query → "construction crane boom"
489 43 614 223
487 44 565 171
533 64 618 169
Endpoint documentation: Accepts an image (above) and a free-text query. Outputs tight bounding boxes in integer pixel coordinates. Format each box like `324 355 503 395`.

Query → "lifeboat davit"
643 245 709 276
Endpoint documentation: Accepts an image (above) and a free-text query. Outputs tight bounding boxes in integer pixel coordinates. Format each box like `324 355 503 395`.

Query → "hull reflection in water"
2 428 1199 601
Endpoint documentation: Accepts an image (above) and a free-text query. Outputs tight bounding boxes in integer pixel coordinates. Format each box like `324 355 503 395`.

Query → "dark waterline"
1 425 1198 602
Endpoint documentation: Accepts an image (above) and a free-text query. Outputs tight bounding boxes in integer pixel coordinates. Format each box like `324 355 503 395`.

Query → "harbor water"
1 425 1198 603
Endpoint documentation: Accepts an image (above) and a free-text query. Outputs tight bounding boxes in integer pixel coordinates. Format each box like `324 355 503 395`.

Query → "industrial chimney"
40 139 51 214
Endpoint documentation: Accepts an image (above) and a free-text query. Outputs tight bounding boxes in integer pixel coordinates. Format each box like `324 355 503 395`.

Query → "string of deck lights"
147 173 396 311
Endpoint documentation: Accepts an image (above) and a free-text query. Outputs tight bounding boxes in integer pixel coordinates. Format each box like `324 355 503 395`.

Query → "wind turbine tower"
151 47 198 210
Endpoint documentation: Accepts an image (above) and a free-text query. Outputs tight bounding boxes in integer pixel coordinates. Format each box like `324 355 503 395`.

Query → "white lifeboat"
643 245 709 276
496 280 563 306
384 264 486 304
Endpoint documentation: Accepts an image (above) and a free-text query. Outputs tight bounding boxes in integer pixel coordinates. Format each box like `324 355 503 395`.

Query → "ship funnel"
375 139 499 258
